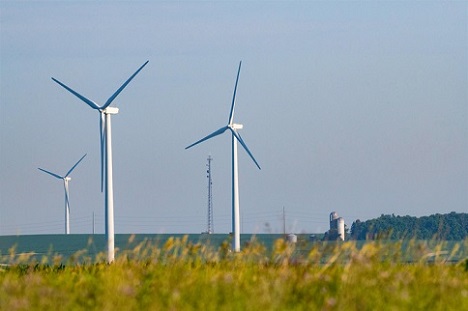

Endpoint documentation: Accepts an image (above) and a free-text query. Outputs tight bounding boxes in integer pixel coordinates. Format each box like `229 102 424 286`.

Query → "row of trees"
349 212 468 240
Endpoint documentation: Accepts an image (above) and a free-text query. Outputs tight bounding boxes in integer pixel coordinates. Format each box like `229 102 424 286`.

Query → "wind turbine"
38 153 87 234
51 61 149 262
186 61 260 252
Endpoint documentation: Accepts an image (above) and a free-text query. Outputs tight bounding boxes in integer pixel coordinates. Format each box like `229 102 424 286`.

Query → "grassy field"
1 236 467 310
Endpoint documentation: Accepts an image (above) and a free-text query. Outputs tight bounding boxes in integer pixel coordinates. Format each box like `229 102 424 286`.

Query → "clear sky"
0 1 466 235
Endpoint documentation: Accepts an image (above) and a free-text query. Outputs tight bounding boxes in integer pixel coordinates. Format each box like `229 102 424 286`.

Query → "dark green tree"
349 212 467 240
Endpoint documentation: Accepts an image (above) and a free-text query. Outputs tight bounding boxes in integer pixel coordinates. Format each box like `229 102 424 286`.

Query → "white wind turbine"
186 61 260 252
51 61 149 262
38 153 87 234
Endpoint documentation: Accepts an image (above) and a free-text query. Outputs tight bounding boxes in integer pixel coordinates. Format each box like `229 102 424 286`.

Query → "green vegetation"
350 212 468 240
1 236 467 310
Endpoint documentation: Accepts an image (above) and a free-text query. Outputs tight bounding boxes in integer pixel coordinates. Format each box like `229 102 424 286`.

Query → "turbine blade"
101 60 149 109
185 126 228 150
51 78 100 110
38 168 63 180
230 129 261 170
228 61 242 125
100 112 106 192
65 153 87 178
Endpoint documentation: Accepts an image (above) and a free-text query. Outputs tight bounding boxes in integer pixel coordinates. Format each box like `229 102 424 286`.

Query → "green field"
1 236 467 310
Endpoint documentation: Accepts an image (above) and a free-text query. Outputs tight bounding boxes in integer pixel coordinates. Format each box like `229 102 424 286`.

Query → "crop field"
1 236 467 310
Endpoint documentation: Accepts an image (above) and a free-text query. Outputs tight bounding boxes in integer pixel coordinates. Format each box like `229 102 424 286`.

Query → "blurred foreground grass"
1 236 467 310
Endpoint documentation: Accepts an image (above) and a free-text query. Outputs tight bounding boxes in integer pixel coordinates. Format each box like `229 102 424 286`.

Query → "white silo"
329 211 345 241
337 217 345 241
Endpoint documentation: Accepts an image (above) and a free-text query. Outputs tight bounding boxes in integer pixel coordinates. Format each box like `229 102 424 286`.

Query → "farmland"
1 236 467 310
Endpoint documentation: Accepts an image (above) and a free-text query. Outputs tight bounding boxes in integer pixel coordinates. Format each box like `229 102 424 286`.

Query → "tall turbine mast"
52 61 148 262
38 153 87 234
207 155 214 234
186 61 260 252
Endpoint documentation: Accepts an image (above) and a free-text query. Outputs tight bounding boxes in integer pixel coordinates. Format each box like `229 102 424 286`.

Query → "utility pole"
283 206 286 236
206 155 214 234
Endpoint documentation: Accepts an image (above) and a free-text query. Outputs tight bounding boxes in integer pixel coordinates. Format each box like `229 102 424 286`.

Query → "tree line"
349 212 468 240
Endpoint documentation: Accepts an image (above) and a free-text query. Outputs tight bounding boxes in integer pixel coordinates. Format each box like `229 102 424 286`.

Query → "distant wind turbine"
38 153 87 234
51 61 149 262
186 61 260 252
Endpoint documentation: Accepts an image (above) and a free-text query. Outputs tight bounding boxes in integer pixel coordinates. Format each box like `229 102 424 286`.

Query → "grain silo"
329 211 345 241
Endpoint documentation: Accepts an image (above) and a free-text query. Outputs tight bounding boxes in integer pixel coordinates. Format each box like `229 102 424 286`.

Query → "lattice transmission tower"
206 155 214 234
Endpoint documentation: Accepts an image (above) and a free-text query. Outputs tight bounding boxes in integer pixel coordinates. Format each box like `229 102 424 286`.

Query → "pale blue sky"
1 1 466 235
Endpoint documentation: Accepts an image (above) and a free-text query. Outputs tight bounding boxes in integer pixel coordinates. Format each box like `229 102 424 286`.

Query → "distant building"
329 211 345 241
287 233 297 243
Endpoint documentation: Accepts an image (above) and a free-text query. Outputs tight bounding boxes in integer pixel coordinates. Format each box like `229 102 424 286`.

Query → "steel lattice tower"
206 155 214 234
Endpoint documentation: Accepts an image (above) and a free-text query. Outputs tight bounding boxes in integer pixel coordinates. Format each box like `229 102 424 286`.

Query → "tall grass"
1 236 467 310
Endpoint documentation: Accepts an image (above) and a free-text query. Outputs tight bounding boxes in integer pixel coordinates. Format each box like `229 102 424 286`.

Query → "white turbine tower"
38 153 87 234
52 61 148 262
186 61 260 252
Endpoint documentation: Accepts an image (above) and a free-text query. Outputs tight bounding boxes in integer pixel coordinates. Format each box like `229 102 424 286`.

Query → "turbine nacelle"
230 123 243 130
102 107 119 115
64 177 71 182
